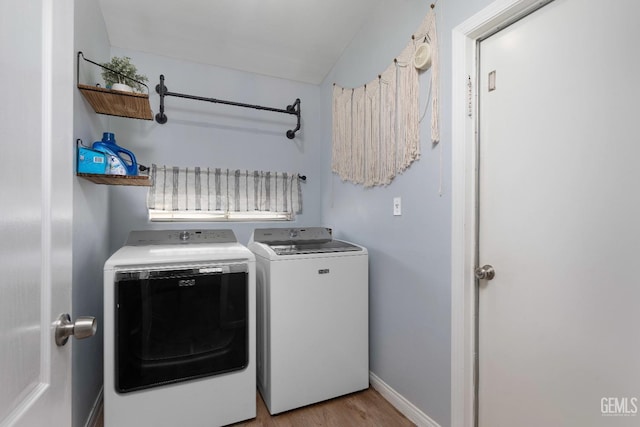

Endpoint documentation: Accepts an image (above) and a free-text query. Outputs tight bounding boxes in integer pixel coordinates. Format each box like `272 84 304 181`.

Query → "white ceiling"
98 0 380 85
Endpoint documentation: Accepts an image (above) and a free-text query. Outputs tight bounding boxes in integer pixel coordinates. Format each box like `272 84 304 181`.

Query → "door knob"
55 313 97 346
474 264 496 280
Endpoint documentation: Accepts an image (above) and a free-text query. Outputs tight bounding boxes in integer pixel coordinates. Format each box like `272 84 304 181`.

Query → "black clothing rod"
155 75 301 139
167 91 295 115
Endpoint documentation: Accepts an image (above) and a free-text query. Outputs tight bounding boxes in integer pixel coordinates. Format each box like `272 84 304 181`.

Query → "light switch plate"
393 197 402 216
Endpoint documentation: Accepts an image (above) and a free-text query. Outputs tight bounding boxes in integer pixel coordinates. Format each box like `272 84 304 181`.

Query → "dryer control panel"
125 229 237 245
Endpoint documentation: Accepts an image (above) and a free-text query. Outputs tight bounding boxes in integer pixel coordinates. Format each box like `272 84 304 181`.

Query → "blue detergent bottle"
92 132 138 176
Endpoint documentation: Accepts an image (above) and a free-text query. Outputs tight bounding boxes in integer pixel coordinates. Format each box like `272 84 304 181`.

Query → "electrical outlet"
393 197 402 216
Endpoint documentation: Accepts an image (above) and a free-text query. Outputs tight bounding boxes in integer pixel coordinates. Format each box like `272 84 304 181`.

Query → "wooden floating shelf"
77 173 152 186
77 84 153 120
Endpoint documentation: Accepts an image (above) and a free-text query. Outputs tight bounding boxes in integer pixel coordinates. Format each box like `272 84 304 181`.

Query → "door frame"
450 1 553 426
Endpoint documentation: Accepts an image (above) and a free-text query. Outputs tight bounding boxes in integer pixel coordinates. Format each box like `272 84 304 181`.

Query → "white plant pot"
111 83 133 93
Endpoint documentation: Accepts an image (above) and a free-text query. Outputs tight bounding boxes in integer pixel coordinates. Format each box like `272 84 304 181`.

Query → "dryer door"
114 263 248 393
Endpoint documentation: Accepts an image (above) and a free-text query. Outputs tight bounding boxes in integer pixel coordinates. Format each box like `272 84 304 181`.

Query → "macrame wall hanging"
332 6 439 187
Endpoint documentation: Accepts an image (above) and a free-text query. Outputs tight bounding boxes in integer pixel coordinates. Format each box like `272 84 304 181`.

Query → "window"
147 165 302 222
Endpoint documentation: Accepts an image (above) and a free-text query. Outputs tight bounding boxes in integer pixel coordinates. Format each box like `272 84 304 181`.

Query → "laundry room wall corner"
319 0 494 426
72 0 111 426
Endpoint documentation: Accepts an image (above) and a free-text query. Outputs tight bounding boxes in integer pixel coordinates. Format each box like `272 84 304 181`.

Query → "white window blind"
147 165 303 222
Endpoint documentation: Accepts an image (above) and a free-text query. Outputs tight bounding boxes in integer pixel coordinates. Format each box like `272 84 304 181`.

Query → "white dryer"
248 227 368 414
104 229 255 427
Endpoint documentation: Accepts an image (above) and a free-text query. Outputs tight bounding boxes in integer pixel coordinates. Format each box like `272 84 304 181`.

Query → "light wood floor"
94 387 415 427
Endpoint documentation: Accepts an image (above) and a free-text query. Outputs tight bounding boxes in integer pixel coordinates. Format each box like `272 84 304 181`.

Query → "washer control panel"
252 227 333 244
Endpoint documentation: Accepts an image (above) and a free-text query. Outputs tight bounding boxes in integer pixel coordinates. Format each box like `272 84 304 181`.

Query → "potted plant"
101 56 148 93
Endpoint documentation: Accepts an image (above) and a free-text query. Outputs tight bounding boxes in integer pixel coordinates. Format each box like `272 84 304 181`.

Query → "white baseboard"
84 386 104 427
370 372 441 427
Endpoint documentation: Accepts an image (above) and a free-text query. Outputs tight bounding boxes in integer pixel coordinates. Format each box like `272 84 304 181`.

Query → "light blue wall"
103 49 323 251
72 0 110 426
319 1 492 425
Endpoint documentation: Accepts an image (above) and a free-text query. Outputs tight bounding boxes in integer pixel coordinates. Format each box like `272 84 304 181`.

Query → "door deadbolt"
474 264 495 280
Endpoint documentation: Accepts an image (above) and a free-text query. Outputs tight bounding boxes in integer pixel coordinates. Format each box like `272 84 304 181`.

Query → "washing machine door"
114 263 249 393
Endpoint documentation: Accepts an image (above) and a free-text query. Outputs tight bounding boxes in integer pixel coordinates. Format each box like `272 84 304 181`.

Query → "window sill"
148 210 293 222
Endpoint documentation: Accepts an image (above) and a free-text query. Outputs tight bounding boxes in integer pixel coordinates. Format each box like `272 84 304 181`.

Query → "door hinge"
467 75 473 117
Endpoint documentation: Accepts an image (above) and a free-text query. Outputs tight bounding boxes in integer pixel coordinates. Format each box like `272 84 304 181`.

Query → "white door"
0 0 75 426
478 0 640 426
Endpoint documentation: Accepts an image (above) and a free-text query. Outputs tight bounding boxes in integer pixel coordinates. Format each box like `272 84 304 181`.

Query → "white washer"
248 227 368 414
104 229 255 427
